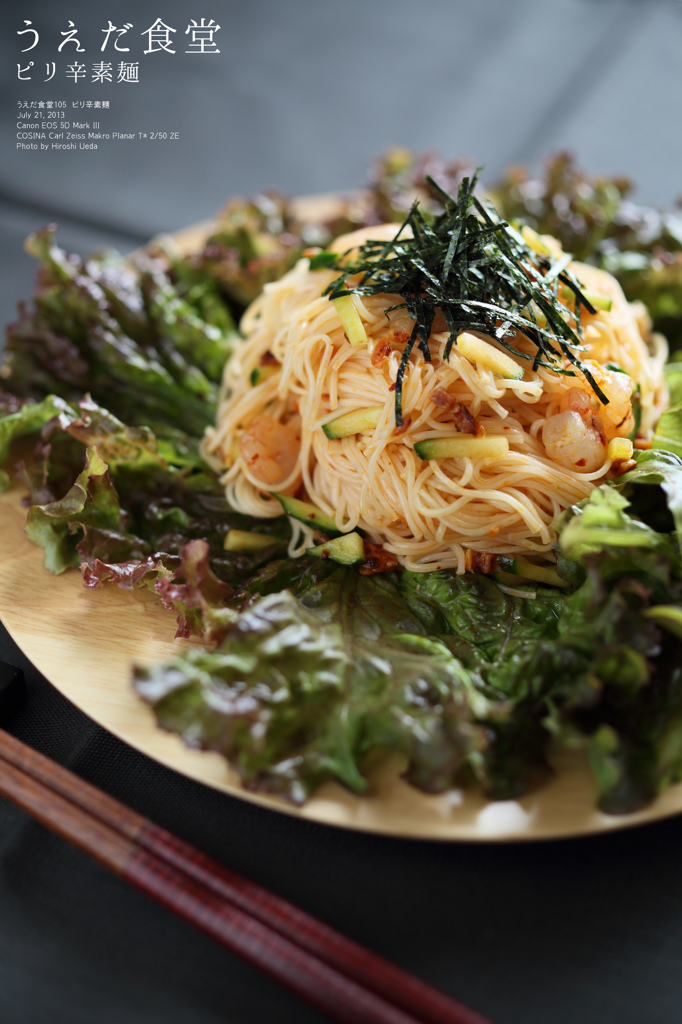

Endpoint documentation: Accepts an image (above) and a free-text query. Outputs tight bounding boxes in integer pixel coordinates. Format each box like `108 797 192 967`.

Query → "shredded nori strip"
324 171 606 425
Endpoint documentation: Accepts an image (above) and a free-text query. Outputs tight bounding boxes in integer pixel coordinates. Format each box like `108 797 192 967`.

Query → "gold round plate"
3 196 681 841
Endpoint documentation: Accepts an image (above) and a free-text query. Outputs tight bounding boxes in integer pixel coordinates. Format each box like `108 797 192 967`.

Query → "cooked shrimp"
542 408 606 473
239 414 300 485
595 369 634 440
561 361 634 440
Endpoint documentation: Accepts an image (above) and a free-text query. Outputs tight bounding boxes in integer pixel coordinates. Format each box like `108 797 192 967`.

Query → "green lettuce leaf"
617 448 682 549
663 361 682 408
82 555 173 593
132 541 682 809
4 229 230 439
652 403 682 459
67 394 204 471
0 394 75 492
140 267 238 384
0 393 292 592
83 540 236 644
153 539 235 643
134 586 491 802
559 486 669 559
401 569 564 665
25 445 149 574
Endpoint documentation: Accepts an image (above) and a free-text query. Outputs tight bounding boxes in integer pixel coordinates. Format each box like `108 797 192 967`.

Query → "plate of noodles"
2 152 682 840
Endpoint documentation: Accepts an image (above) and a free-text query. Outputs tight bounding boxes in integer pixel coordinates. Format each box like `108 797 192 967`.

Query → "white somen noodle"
204 225 668 572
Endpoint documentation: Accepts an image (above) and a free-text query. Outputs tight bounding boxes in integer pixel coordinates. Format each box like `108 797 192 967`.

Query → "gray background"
2 1 682 1022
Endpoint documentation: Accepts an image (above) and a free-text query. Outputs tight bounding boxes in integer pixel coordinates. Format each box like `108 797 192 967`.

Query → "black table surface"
2 2 682 1022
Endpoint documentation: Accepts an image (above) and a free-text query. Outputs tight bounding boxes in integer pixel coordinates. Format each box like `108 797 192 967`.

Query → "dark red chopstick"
0 728 489 1024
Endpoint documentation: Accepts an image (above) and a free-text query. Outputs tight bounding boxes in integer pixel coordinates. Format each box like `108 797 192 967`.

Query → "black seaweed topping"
325 172 605 425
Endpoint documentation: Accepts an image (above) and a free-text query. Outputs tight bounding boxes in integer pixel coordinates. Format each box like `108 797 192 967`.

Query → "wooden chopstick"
0 728 489 1024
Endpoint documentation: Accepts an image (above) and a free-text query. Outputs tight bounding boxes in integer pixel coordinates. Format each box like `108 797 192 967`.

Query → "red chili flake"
389 328 410 347
388 383 396 392
371 337 392 368
261 351 278 366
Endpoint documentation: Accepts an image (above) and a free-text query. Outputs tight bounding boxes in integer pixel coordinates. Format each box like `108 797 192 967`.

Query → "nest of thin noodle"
204 226 668 573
